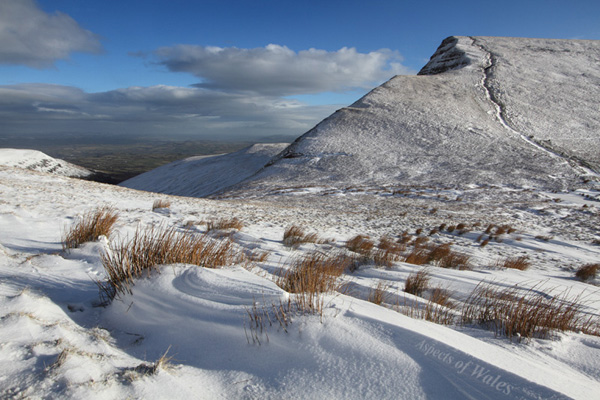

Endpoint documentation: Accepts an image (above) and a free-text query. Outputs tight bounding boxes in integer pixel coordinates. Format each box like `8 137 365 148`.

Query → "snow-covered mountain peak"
216 36 599 197
418 36 487 75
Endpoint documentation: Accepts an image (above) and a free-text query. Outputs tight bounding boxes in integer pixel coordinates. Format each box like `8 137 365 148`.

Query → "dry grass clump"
99 225 238 301
429 287 454 309
576 264 599 282
276 252 350 314
283 225 305 247
368 282 391 305
372 248 402 268
206 217 244 232
63 206 119 251
437 250 472 270
345 235 375 255
152 199 171 211
404 268 430 296
246 249 270 263
282 225 326 247
403 243 470 270
461 282 599 341
404 248 429 265
397 288 456 325
378 236 405 253
498 256 531 271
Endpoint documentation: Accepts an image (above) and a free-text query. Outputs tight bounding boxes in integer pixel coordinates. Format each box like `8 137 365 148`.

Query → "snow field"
1 165 600 398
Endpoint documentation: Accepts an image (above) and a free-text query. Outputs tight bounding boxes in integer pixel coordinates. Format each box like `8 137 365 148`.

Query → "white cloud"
0 0 102 68
153 44 412 96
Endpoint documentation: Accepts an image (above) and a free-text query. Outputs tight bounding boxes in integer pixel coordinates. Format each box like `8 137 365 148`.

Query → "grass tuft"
282 225 327 247
206 217 244 232
461 282 599 341
62 206 119 251
152 199 171 211
498 256 531 271
368 282 391 305
345 235 375 255
576 264 599 282
404 268 430 296
276 252 350 315
99 225 239 301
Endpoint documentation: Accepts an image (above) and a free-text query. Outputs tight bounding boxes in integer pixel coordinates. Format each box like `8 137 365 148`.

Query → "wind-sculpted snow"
120 143 288 197
1 165 600 399
0 148 91 178
220 36 599 197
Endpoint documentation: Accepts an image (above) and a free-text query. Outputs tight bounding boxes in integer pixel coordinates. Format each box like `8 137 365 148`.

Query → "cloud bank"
0 0 102 68
0 83 337 141
154 44 411 96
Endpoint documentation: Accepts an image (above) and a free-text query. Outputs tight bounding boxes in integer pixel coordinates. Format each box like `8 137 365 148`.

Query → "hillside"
218 36 599 197
120 143 288 197
0 148 92 178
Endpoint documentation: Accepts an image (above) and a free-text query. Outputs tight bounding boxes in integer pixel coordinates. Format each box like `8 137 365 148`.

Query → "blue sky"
1 0 599 143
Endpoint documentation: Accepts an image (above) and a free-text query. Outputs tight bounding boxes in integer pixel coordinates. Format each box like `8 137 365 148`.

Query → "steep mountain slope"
220 36 599 196
0 148 92 178
120 143 288 197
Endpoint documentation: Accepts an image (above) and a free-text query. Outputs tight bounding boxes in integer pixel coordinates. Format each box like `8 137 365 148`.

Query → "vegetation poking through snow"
282 225 328 247
576 263 599 282
461 282 600 341
62 206 119 250
206 217 244 232
275 252 350 315
498 256 531 271
152 199 171 211
404 268 430 297
99 225 239 301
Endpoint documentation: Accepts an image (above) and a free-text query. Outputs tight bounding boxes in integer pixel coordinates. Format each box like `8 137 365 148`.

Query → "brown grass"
346 235 374 255
372 248 402 268
576 264 599 282
99 225 239 301
62 206 119 251
152 199 171 210
498 256 531 271
437 250 471 270
206 217 244 232
404 248 429 265
429 286 455 309
461 282 600 341
404 268 430 296
275 252 351 315
397 293 455 325
282 225 326 247
368 282 391 305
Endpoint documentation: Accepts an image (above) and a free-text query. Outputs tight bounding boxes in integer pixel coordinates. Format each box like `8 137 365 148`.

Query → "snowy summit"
218 36 599 197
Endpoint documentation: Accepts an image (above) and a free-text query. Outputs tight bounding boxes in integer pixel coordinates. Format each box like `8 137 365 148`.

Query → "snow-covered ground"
1 164 599 399
0 148 92 178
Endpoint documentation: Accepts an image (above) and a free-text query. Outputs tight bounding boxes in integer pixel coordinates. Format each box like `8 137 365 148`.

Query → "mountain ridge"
217 36 599 197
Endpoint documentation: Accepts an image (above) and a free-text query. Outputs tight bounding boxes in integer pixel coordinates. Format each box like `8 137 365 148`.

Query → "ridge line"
468 37 599 180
